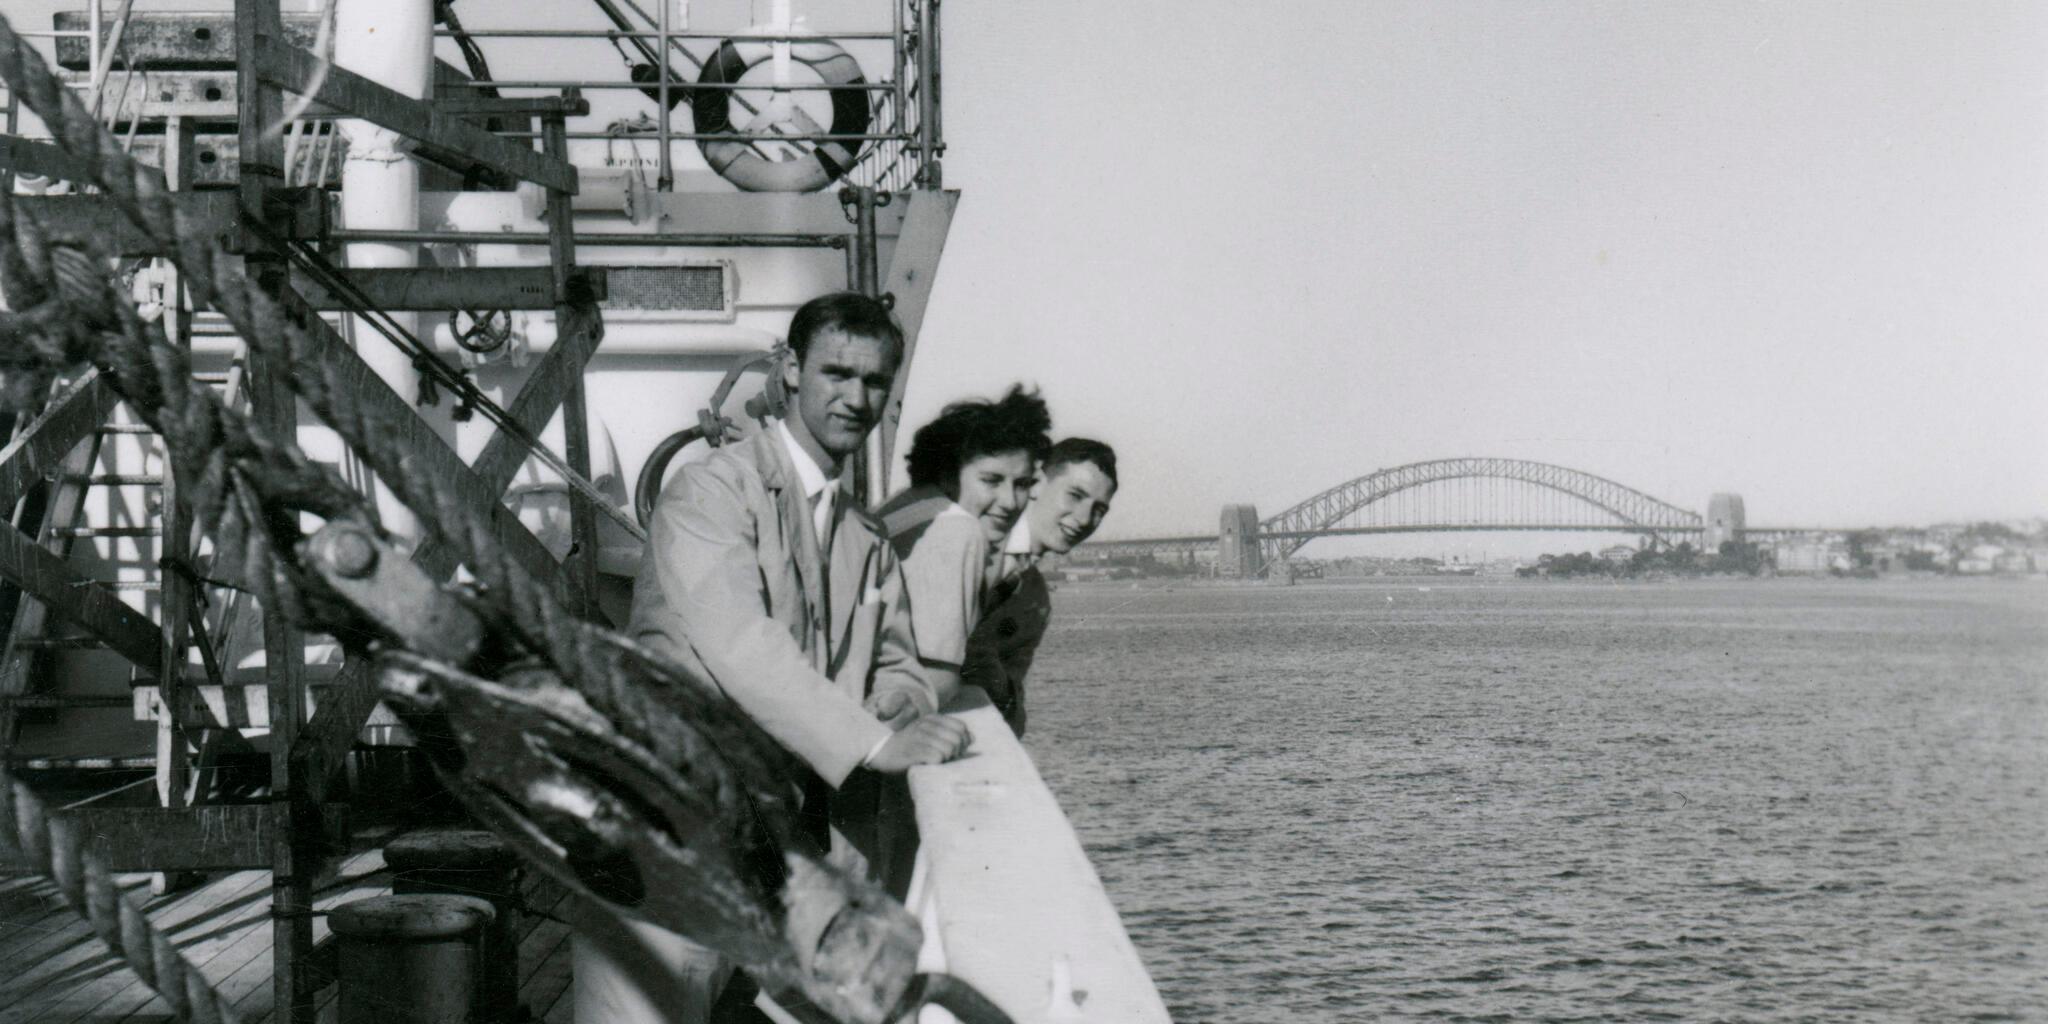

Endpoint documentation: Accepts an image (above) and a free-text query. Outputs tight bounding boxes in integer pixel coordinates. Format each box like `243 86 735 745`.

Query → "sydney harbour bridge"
1078 457 1826 577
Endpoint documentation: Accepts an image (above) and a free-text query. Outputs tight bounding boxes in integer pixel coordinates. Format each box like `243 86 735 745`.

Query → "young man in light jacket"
589 292 967 1023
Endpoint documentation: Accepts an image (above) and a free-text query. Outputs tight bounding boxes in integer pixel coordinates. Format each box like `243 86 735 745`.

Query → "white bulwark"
908 705 1175 1024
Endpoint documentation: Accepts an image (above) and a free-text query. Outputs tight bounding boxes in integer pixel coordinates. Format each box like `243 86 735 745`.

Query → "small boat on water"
0 2 1171 1021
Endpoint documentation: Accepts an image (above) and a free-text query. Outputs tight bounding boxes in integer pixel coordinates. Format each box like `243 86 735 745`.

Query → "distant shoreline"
1050 572 2048 591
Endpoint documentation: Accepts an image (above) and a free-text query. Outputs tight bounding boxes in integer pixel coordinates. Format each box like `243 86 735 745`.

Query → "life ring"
690 38 870 193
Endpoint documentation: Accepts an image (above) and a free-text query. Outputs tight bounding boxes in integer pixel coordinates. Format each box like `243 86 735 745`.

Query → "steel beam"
542 113 600 609
58 69 571 123
58 803 347 871
61 69 273 121
0 136 93 182
0 524 164 670
56 11 320 69
134 679 376 731
105 115 501 193
0 389 106 746
872 189 960 493
0 373 120 510
405 300 604 586
436 95 592 118
255 43 577 194
7 191 323 257
234 2 316 1017
1266 524 1699 540
620 190 910 238
279 296 566 811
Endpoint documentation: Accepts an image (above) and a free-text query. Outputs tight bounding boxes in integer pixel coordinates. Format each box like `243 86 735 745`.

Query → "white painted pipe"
334 0 435 541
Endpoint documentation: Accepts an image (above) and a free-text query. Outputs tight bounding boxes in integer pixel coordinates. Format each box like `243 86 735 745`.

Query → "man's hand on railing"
864 715 971 773
867 688 924 730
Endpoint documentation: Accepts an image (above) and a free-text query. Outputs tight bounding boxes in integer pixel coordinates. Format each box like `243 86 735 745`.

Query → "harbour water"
1028 578 2048 1023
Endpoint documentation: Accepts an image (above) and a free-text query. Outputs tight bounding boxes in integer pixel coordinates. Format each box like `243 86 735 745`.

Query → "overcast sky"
10 2 2043 551
894 1 2048 545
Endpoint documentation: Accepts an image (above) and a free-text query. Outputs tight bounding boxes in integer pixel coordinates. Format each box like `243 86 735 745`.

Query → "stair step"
13 635 107 650
9 753 156 771
51 525 161 539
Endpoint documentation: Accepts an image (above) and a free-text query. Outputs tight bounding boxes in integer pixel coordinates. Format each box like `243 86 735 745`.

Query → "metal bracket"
300 521 483 667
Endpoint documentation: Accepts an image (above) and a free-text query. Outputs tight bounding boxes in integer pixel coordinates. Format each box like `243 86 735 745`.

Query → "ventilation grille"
598 264 732 316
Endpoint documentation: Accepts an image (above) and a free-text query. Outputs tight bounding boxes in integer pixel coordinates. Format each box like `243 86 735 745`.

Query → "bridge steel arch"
1259 458 1703 564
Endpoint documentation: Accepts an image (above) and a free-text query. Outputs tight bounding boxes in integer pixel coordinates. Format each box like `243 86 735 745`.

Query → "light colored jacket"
876 485 989 694
627 425 934 788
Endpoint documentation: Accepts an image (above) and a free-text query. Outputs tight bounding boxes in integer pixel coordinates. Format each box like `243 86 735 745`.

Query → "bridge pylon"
1219 504 1262 578
1706 493 1747 552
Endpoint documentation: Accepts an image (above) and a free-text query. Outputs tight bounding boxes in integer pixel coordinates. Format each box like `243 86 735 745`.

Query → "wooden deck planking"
45 870 272 1024
2 848 585 1024
0 875 81 962
511 867 576 1023
515 917 575 1020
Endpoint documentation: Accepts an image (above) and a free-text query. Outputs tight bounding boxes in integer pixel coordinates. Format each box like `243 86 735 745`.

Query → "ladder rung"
102 579 163 592
191 372 232 384
95 423 156 434
51 526 161 538
0 694 132 709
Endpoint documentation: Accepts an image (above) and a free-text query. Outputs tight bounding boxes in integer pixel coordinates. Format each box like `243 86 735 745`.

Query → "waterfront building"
1774 539 1851 574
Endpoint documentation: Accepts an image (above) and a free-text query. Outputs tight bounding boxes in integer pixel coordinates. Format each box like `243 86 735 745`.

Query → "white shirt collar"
774 418 836 501
1003 516 1036 558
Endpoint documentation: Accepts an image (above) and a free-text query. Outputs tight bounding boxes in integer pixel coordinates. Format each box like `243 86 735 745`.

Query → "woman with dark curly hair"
872 385 1051 714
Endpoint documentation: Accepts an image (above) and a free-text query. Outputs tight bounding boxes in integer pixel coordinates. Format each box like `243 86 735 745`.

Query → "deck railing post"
917 0 942 188
237 0 315 1020
152 113 200 897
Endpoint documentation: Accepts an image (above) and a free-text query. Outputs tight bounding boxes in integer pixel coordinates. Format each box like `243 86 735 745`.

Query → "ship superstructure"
0 2 1168 1021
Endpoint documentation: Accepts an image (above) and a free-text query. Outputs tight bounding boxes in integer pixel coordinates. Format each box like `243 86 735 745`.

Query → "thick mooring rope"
0 777 238 1024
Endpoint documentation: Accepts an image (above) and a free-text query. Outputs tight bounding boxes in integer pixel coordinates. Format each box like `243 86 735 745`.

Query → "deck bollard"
330 894 496 1024
385 829 526 1021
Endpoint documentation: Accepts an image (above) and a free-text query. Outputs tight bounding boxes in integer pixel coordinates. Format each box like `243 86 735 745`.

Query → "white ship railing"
906 703 1174 1024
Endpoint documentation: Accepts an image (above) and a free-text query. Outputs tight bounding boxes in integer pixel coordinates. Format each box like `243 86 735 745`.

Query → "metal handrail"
499 131 913 142
432 29 900 40
328 229 847 248
426 0 940 194
439 80 900 91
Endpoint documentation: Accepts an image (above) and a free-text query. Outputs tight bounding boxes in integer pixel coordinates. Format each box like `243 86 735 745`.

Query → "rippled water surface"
1025 578 2048 1023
